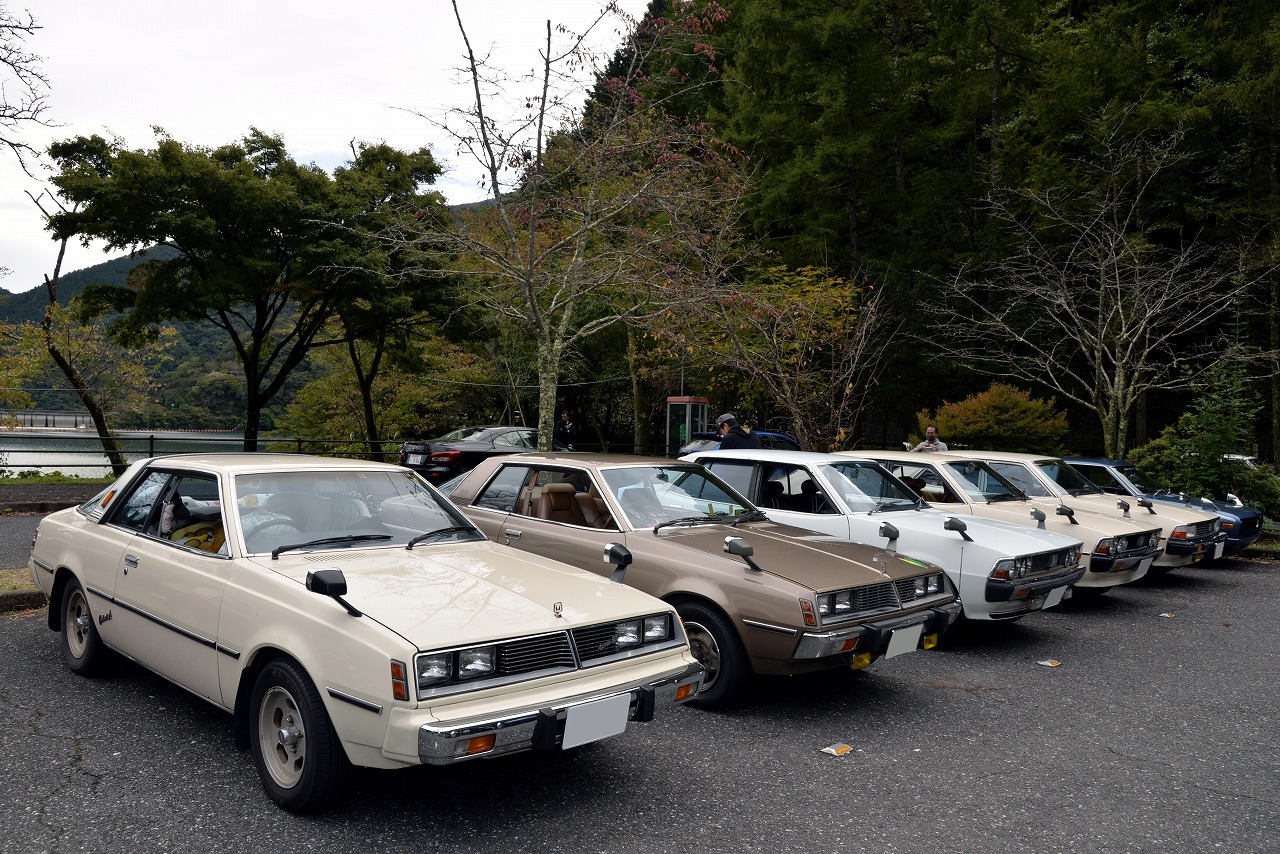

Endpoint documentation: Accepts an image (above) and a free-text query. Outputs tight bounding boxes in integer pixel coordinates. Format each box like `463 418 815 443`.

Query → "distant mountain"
0 246 179 324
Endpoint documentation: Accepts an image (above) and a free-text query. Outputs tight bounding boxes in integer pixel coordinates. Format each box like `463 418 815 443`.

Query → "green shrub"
917 383 1069 453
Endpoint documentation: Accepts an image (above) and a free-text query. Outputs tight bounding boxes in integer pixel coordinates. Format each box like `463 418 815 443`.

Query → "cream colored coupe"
29 454 702 813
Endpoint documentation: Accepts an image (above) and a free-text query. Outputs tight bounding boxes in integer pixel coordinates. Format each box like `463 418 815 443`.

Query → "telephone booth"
665 396 708 456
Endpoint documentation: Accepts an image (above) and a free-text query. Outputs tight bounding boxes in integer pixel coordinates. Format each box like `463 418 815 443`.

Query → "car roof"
128 453 409 476
683 448 878 466
942 450 1061 463
1062 456 1124 465
474 452 699 469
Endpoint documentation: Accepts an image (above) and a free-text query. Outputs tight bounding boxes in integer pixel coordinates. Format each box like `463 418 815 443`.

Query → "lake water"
0 430 246 477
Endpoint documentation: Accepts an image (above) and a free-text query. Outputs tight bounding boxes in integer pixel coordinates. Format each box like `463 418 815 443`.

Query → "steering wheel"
243 518 303 541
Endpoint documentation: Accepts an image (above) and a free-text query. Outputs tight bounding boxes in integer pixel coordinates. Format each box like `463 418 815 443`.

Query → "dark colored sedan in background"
678 430 802 456
399 426 568 483
1064 457 1264 555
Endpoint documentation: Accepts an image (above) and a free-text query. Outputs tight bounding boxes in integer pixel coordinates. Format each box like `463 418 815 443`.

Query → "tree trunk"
45 340 129 475
535 341 562 452
350 338 384 461
628 326 646 455
1271 273 1280 462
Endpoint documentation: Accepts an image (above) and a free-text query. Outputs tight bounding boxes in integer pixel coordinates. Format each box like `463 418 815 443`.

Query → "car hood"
255 542 663 649
1055 493 1217 526
647 520 943 591
1146 492 1261 522
890 508 1083 553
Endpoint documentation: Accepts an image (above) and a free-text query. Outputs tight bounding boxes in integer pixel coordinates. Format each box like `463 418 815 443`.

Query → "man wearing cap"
716 413 762 450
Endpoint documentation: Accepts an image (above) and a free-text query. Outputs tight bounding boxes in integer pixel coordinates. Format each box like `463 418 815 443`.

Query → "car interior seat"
760 480 785 509
537 482 588 525
574 491 616 529
798 479 830 514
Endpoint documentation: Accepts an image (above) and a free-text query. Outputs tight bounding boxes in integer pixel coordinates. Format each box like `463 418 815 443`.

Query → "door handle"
124 554 139 574
504 529 523 540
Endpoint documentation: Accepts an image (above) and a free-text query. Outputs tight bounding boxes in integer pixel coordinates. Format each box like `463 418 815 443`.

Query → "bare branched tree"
662 266 891 450
393 1 749 449
1 3 49 171
927 125 1260 458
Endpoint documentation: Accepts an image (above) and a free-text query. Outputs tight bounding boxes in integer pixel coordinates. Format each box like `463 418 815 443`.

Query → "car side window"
110 471 173 534
475 465 530 512
703 460 755 499
162 474 227 554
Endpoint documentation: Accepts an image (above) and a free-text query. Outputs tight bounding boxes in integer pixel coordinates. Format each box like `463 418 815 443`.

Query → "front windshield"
235 469 480 554
1115 464 1163 493
820 462 919 513
1035 459 1103 496
600 465 753 529
944 461 1025 502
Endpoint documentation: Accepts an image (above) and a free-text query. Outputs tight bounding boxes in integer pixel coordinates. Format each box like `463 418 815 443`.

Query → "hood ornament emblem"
553 601 563 618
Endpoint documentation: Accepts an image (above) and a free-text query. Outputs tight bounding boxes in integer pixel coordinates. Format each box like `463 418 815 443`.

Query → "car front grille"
1187 520 1216 540
1030 548 1079 574
497 632 576 675
1119 531 1159 553
1239 516 1262 536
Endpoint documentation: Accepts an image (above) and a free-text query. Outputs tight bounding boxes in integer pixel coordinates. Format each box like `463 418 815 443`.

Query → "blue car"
677 430 801 457
1064 457 1264 555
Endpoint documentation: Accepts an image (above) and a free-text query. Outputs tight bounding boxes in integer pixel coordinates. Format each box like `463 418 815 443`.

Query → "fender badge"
553 602 563 618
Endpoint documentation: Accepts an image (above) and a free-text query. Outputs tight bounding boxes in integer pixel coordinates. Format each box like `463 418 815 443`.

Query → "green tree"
45 129 442 449
1129 364 1280 518
397 0 748 451
917 382 1068 454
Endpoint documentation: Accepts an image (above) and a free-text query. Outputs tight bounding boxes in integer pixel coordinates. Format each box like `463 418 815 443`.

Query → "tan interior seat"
537 482 588 526
574 492 616 529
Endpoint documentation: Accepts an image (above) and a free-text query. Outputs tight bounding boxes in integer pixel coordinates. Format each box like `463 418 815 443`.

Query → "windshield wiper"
406 526 481 549
272 534 392 559
653 516 724 532
730 509 769 526
869 499 915 514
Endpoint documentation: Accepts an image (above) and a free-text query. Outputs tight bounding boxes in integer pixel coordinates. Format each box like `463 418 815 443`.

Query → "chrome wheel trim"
683 620 721 692
64 587 91 659
258 685 307 789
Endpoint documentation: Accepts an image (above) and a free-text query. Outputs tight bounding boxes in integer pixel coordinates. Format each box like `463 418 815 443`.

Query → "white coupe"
29 454 702 813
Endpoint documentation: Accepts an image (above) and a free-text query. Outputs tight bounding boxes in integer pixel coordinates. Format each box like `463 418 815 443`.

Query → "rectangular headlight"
927 574 941 594
644 614 671 642
816 593 832 616
615 620 642 647
457 646 495 679
416 652 451 690
834 590 852 612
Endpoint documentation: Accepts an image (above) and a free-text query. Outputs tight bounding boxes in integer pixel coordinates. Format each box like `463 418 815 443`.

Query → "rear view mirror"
943 517 972 541
306 569 362 617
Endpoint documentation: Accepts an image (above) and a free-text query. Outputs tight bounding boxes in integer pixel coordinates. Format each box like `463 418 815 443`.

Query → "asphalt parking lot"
2 546 1277 853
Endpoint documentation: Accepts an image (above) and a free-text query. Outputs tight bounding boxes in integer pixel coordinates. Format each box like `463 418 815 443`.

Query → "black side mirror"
943 516 973 541
1030 508 1046 529
878 522 900 542
1117 499 1131 518
1055 505 1078 525
1137 498 1154 513
603 543 633 584
306 569 362 617
724 536 764 572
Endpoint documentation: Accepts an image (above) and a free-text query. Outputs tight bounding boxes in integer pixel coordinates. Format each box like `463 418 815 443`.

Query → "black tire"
249 658 351 814
676 601 749 709
60 578 104 676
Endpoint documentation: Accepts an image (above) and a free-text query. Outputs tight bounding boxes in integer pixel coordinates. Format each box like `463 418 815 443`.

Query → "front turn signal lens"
463 734 496 756
851 652 873 670
390 659 409 701
922 633 939 650
675 683 695 702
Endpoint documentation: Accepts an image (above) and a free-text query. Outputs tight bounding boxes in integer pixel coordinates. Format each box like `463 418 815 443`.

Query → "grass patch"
0 472 115 485
0 568 35 591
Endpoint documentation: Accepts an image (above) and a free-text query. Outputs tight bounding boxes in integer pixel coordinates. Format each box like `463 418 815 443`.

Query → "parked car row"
28 444 1255 815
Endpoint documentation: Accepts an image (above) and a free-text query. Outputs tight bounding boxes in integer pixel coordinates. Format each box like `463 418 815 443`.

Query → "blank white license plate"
406 454 425 465
1044 586 1067 609
562 693 630 749
885 623 924 659
1213 541 1225 559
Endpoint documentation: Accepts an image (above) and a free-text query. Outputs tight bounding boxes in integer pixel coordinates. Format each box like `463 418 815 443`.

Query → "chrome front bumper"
416 660 703 764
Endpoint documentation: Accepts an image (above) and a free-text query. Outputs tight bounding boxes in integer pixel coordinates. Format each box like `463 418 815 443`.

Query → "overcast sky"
0 0 648 294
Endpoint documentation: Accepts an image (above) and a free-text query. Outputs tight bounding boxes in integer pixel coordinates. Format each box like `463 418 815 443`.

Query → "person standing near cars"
716 413 762 450
554 410 575 449
911 425 948 452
